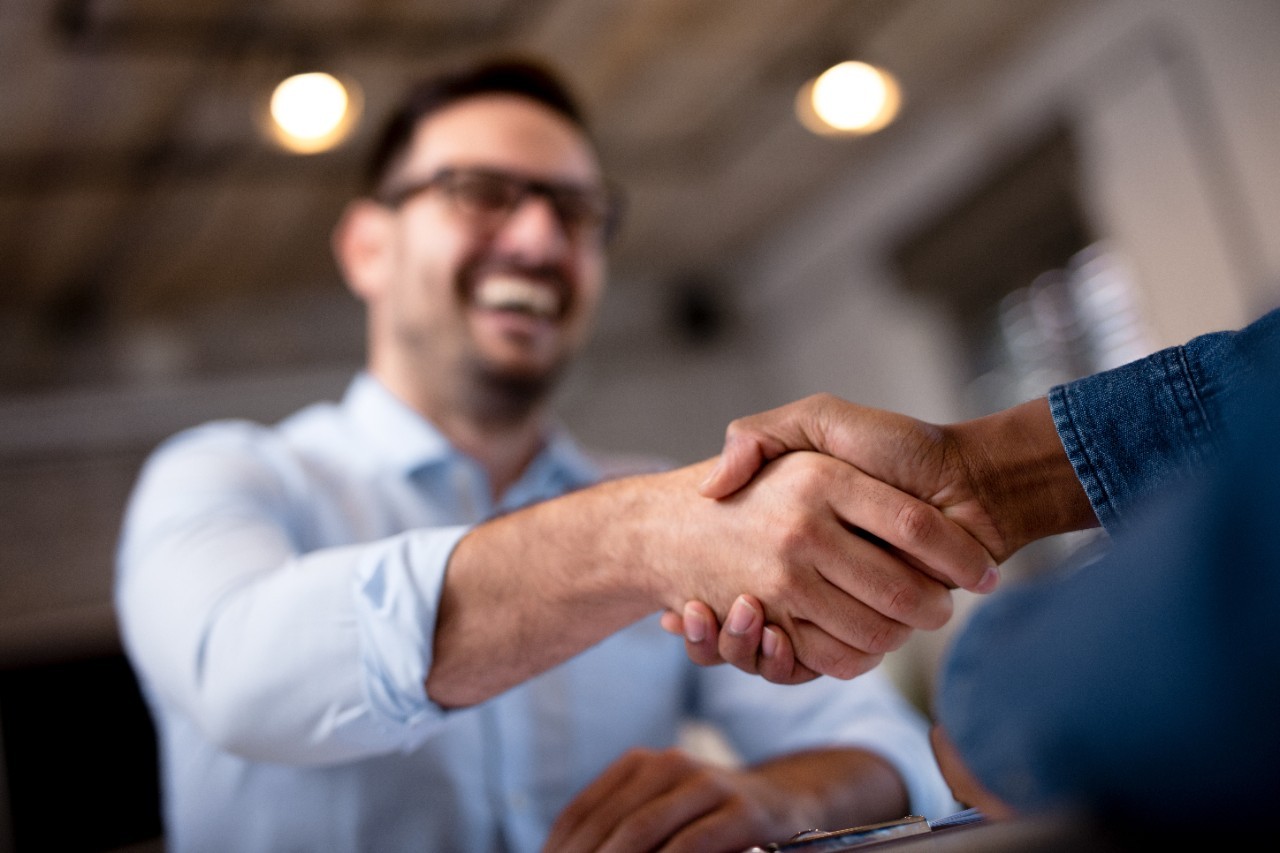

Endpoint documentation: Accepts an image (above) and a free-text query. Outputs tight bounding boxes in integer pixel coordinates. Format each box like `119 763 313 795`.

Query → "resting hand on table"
543 745 908 853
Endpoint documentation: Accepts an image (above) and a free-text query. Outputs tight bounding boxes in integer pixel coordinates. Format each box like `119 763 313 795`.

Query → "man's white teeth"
474 277 560 318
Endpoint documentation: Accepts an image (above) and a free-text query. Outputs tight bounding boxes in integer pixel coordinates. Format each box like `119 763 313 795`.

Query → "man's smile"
472 274 562 319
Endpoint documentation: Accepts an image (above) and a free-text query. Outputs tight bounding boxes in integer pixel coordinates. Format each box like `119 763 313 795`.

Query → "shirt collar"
341 371 601 490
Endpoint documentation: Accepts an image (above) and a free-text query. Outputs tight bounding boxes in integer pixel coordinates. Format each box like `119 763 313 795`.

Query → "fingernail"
726 596 755 636
975 565 1001 594
762 626 779 659
683 603 707 643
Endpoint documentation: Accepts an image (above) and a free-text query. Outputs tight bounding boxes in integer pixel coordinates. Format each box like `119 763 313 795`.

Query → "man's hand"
543 746 909 853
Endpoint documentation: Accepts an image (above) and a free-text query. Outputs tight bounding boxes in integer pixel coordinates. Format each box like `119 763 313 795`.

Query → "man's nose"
492 193 570 261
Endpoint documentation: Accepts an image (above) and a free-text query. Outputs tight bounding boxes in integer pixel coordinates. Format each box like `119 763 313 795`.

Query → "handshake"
649 392 1096 685
432 388 1095 708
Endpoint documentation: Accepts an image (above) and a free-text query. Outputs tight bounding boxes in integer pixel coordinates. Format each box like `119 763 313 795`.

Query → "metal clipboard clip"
741 808 985 852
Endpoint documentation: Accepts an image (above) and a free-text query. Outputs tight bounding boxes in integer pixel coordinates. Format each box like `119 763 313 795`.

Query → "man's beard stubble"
461 352 566 427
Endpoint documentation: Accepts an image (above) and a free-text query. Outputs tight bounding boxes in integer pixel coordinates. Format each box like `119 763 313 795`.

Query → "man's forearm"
426 466 697 708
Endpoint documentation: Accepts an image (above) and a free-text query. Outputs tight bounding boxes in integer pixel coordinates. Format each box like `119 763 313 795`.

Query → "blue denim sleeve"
1048 306 1280 531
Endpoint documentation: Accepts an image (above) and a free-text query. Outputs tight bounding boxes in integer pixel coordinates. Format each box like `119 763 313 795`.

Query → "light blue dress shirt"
117 372 955 852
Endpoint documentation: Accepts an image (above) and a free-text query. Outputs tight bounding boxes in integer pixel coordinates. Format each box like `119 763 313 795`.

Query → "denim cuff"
1049 343 1217 531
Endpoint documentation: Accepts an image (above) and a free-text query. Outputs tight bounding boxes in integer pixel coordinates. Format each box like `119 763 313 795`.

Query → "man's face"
370 94 608 401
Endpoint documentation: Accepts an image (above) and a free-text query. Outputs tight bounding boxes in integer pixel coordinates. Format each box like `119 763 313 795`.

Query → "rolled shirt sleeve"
353 524 470 732
116 420 469 765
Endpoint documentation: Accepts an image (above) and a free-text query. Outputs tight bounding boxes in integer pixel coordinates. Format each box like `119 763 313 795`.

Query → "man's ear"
332 198 395 302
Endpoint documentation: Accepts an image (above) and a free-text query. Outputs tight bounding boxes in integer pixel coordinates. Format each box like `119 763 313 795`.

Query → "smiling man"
115 59 972 852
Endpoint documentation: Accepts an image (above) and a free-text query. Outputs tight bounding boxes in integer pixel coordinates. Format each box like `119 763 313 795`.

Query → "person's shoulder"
152 417 274 458
148 396 343 465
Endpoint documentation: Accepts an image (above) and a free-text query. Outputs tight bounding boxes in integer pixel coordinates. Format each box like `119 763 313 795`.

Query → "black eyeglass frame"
375 166 626 243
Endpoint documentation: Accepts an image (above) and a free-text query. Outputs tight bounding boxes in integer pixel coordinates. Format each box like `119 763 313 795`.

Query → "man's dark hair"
363 57 589 195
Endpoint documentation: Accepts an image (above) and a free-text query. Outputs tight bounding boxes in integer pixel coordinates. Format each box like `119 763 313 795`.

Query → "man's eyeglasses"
376 167 625 243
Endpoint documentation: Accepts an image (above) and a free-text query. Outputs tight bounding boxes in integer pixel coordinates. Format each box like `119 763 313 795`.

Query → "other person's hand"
543 745 906 853
700 394 1011 566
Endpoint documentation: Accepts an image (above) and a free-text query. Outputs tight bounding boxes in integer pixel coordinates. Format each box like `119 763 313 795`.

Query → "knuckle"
799 646 835 677
797 632 885 680
761 663 791 685
802 640 853 678
807 391 837 409
892 499 938 546
883 579 924 622
894 580 953 629
789 450 828 478
771 520 814 564
832 652 883 680
721 644 760 673
863 619 911 655
622 746 658 766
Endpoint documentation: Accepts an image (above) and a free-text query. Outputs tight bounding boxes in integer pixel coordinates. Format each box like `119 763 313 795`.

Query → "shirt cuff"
1048 345 1214 532
353 525 471 735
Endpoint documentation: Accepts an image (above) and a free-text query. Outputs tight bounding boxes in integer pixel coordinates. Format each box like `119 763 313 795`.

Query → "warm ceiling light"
267 72 360 154
796 61 901 136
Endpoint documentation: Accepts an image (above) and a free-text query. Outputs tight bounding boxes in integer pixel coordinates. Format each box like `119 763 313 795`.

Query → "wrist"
428 478 668 707
621 460 719 609
947 398 1097 559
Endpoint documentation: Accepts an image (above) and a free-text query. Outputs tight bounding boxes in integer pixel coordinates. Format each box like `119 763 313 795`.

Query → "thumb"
698 433 771 498
699 400 837 498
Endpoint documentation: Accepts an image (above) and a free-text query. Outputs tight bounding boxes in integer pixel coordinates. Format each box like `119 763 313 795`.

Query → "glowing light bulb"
796 61 901 136
268 72 359 154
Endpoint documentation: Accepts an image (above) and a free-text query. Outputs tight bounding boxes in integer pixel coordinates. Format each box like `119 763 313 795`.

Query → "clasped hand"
662 394 1007 684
